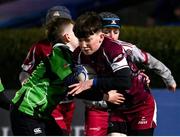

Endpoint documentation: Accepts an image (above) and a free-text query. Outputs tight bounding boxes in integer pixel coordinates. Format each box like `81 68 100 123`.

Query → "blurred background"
0 0 179 28
0 0 179 136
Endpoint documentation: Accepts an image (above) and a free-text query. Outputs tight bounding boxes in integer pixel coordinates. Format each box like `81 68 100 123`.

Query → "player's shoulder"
102 37 126 61
117 40 136 50
102 37 124 53
32 39 51 48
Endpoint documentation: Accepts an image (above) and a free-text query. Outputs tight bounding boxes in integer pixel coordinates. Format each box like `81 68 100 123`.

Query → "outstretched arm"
146 53 176 92
130 45 176 92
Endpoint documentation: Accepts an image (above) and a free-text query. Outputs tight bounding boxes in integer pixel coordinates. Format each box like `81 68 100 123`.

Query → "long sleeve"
123 42 176 87
146 53 176 86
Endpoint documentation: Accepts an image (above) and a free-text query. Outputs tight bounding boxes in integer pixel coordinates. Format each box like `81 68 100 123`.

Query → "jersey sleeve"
21 44 39 74
146 53 176 86
129 44 148 63
130 44 176 86
21 40 52 74
106 42 129 72
49 47 72 80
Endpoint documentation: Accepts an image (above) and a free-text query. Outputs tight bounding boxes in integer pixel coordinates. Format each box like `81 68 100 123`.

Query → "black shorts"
10 106 64 136
10 107 46 136
108 121 127 134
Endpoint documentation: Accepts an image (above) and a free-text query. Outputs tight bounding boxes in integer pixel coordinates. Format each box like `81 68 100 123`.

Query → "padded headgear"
99 12 121 28
45 6 72 24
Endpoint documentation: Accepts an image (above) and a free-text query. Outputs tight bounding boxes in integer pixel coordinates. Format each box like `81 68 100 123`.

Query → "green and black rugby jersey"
12 43 73 118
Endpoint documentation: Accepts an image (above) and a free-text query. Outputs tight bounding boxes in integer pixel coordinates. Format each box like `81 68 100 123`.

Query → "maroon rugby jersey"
73 37 131 102
21 39 52 74
79 38 175 108
74 37 129 75
74 37 151 106
114 40 151 104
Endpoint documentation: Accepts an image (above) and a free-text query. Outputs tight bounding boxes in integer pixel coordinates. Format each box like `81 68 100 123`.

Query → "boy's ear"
96 32 104 44
99 32 104 43
63 33 70 43
100 32 105 39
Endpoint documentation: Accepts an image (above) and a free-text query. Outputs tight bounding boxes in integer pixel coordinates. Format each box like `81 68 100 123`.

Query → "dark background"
0 0 179 28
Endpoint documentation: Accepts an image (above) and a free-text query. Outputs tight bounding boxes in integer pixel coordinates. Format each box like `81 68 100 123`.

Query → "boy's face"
103 27 120 40
79 32 104 55
67 24 79 50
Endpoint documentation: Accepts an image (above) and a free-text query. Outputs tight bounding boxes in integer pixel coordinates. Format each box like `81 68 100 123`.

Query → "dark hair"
73 11 103 39
46 18 74 45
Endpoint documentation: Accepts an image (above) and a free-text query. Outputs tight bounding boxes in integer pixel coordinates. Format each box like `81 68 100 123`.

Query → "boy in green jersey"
10 18 79 136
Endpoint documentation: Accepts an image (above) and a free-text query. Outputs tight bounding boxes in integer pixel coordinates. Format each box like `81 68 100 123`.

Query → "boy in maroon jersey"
19 6 76 135
70 11 176 136
99 12 176 136
81 11 176 136
68 12 132 136
69 11 131 95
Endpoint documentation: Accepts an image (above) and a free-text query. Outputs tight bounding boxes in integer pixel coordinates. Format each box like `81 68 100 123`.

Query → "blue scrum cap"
99 12 121 28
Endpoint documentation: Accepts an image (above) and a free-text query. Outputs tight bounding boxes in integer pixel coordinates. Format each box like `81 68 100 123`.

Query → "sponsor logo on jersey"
55 116 64 120
138 117 147 125
89 127 101 131
64 63 70 68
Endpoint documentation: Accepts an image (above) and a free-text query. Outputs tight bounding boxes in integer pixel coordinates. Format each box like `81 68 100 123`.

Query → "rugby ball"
75 65 96 81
